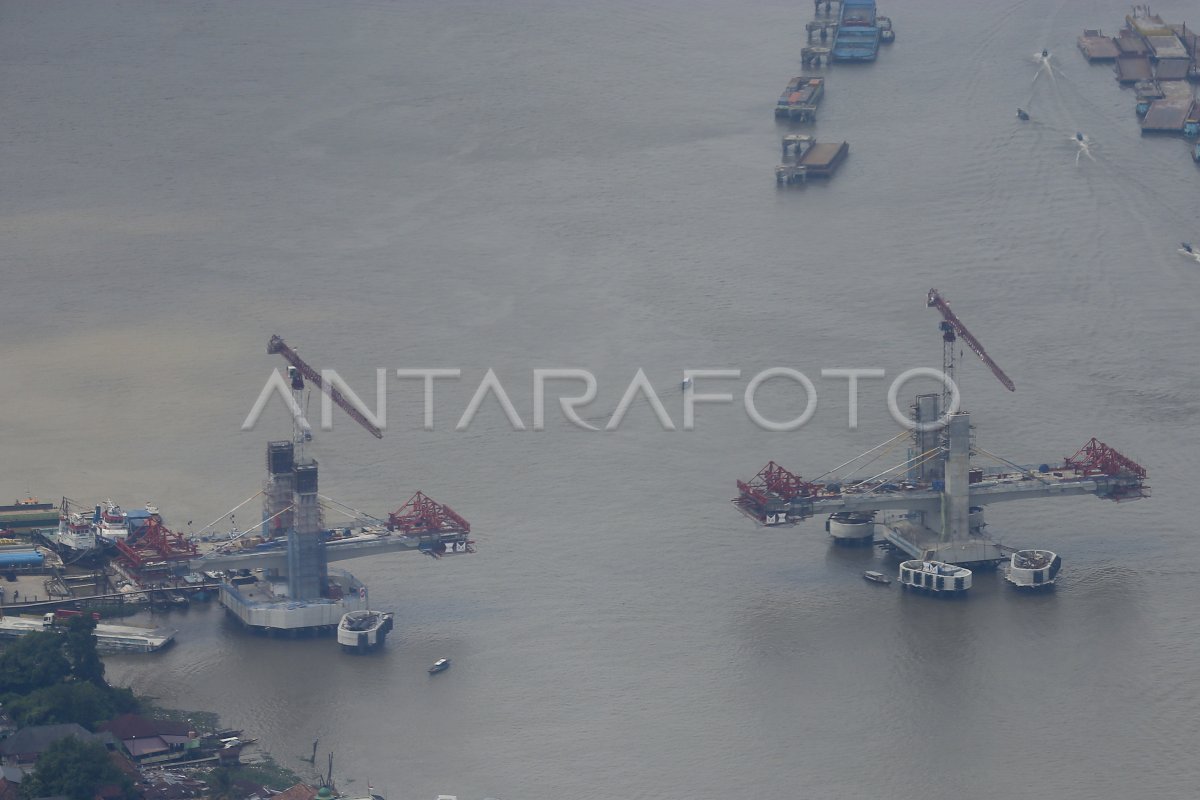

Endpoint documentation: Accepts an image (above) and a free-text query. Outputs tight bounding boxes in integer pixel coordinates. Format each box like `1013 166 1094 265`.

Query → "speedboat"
863 570 891 585
1004 549 1061 588
428 657 451 674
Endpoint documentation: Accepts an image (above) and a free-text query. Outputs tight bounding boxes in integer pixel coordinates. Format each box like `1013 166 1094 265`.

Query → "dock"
1077 30 1120 61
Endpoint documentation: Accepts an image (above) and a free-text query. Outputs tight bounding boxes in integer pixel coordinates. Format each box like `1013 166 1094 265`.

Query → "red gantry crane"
387 490 474 558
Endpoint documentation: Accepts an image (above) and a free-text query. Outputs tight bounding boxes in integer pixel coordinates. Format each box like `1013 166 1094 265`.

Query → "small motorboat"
863 570 891 585
1016 108 1030 121
428 657 451 675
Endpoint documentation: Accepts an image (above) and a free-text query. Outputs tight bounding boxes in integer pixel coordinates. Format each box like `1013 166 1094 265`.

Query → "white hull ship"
94 501 130 544
1004 549 1061 588
337 609 394 653
898 559 972 594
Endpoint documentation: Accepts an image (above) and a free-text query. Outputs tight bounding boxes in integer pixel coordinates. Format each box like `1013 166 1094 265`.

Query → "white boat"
94 500 129 543
0 613 175 653
898 559 972 594
337 609 394 653
1004 549 1061 588
863 570 891 585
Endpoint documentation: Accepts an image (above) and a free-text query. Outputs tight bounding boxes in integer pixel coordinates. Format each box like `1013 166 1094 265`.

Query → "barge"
0 498 58 531
1077 29 1120 61
775 76 825 122
777 135 849 184
1140 81 1197 134
832 0 882 62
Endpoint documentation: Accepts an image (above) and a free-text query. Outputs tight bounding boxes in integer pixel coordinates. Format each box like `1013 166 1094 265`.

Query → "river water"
3 1 1199 798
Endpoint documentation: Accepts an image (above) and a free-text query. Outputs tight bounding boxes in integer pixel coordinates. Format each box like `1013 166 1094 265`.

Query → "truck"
42 609 101 626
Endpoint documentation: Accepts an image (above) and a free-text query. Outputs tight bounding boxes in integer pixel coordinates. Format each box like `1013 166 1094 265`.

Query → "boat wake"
1072 133 1095 166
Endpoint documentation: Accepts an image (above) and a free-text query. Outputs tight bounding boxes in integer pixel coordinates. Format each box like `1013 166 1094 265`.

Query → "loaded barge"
775 76 825 122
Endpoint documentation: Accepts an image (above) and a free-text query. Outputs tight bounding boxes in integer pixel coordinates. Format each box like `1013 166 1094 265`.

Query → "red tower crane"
926 289 1015 407
267 335 384 439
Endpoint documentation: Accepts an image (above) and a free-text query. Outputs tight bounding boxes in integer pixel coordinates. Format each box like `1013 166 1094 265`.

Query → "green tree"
18 736 134 800
205 766 236 800
4 682 138 730
64 615 106 685
0 630 70 694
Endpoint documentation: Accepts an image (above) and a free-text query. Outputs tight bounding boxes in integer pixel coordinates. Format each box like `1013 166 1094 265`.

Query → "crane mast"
267 335 384 439
926 289 1016 409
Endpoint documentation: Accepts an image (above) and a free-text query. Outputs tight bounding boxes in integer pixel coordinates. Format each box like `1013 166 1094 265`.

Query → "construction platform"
881 517 1004 568
219 567 366 634
1078 30 1120 61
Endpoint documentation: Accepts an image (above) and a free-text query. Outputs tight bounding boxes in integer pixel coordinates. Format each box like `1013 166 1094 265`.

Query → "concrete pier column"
943 412 971 541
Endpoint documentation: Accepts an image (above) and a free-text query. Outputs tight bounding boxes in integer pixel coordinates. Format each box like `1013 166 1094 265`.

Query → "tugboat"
44 510 98 555
898 559 972 594
337 609 394 654
1004 549 1061 589
428 657 451 675
878 15 894 43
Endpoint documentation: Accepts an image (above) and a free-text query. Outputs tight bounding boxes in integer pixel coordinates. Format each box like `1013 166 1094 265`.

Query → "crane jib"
926 290 1016 393
267 335 385 439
